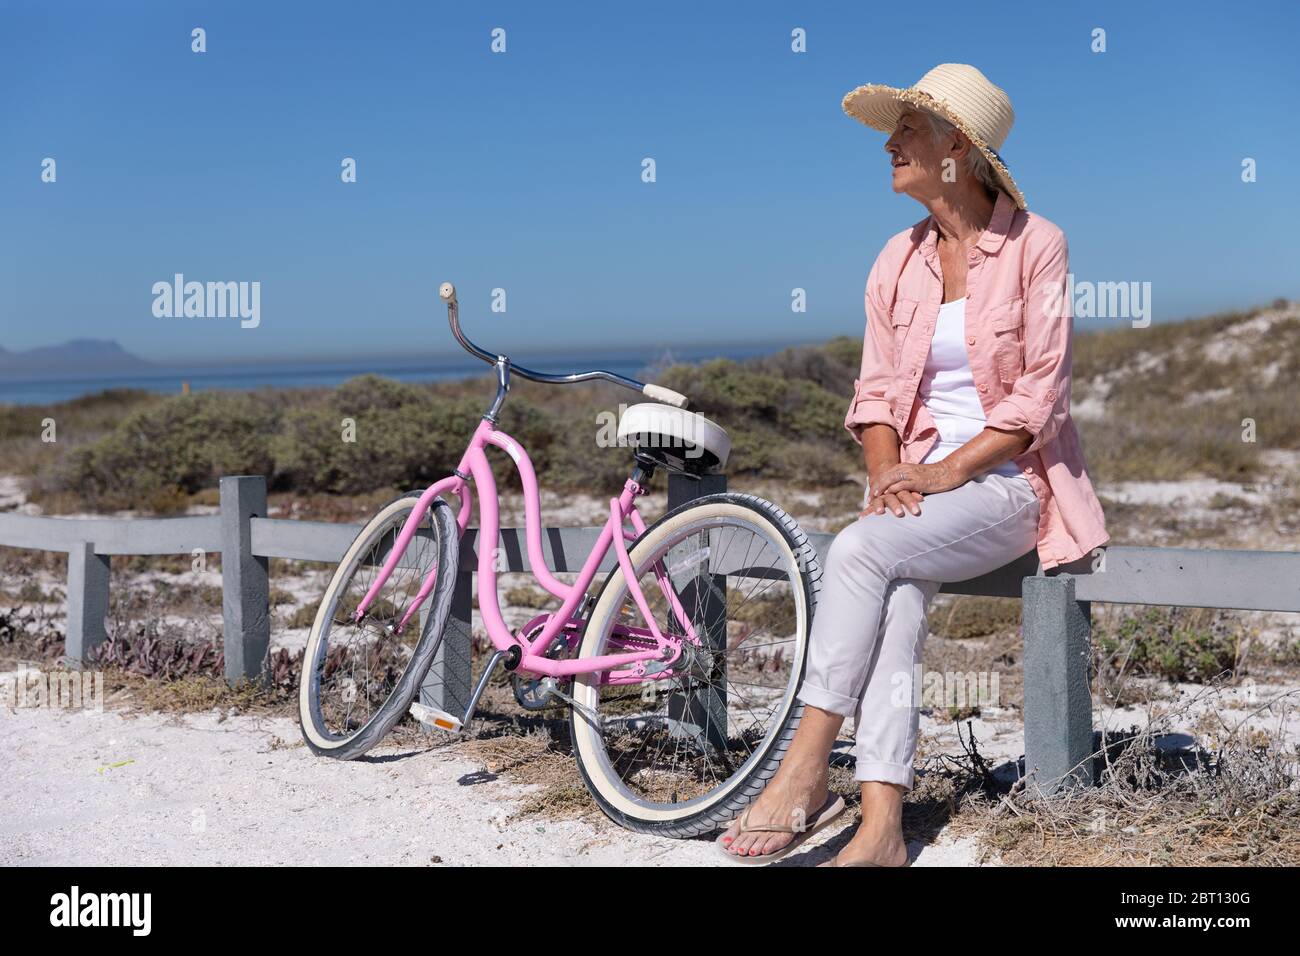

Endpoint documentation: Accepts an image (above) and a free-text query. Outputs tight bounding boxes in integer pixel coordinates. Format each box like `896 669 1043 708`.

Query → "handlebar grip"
438 282 457 304
643 383 689 409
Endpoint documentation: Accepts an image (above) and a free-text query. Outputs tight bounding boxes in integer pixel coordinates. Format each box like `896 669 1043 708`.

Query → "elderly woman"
720 64 1108 866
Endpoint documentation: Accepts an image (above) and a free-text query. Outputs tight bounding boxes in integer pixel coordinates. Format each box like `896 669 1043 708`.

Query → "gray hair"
920 109 1001 197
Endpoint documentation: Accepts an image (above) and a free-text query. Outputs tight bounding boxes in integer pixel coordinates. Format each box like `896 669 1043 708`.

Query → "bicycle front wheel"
298 492 459 759
570 492 821 837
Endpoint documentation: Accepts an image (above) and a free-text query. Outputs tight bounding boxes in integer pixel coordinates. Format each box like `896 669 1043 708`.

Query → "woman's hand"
871 459 967 499
861 489 925 518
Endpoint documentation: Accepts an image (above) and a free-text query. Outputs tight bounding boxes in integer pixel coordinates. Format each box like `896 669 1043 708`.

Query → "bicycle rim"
571 497 812 829
299 494 451 752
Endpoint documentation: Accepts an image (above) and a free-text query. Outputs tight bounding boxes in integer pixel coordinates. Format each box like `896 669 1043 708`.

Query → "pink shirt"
845 190 1109 569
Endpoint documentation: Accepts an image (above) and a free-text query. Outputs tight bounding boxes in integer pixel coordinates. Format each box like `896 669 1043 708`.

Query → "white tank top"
918 297 1026 480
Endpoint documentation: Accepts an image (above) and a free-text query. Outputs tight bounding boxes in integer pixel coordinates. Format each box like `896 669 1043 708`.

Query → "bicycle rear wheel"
298 492 459 759
570 492 820 837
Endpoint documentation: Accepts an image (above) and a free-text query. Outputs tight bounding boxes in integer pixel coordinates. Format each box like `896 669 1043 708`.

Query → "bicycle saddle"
617 402 731 476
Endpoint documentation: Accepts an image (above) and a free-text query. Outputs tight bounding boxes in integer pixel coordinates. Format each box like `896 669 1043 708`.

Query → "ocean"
0 343 790 406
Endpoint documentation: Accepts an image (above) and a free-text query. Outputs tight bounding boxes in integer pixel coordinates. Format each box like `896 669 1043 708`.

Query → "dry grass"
922 685 1300 866
1072 302 1300 483
97 667 297 718
502 584 552 610
455 720 600 823
0 587 66 667
928 595 1022 640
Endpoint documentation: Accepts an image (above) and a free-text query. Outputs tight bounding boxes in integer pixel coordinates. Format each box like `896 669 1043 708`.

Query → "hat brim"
842 83 1028 210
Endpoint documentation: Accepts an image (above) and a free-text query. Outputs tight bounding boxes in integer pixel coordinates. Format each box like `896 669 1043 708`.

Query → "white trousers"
796 474 1040 788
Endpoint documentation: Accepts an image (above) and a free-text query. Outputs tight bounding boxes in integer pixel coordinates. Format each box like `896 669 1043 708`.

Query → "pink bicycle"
297 282 822 836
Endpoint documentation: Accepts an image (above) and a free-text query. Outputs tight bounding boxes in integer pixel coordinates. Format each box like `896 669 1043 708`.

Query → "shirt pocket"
989 295 1026 383
889 299 918 365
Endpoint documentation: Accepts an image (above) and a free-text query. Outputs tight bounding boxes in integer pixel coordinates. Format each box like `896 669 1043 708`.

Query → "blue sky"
1 0 1296 365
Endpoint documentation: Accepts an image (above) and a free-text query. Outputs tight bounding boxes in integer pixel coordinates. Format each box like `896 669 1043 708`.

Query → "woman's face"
883 109 948 198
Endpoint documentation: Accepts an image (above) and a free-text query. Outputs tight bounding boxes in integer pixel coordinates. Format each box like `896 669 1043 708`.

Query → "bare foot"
826 819 909 867
719 759 829 859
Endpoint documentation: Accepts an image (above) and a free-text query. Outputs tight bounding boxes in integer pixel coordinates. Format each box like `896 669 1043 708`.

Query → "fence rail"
3 474 1297 796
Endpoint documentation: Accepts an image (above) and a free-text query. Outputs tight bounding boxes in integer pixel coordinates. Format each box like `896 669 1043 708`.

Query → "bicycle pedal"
409 701 463 733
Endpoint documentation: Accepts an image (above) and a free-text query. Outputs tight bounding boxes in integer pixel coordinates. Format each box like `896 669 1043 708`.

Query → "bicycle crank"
538 678 603 730
512 671 565 711
511 617 581 711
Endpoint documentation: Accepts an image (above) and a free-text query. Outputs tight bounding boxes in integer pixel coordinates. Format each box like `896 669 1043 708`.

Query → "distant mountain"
0 339 153 376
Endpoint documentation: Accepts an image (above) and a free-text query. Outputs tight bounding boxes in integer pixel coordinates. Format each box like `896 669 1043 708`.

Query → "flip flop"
716 794 846 865
818 856 913 867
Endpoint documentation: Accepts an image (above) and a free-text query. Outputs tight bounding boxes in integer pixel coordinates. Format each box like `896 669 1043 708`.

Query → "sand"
0 705 987 866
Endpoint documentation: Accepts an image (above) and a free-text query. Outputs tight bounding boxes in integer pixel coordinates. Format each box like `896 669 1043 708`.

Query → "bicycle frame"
354 416 701 683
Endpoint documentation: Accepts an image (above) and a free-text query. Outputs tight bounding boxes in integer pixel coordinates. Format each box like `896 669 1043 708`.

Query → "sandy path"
0 706 986 866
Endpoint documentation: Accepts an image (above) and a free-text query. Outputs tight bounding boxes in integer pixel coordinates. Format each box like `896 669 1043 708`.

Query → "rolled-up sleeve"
984 230 1072 453
844 257 897 445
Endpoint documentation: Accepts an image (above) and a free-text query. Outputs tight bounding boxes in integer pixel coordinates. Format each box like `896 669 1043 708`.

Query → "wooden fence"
3 474 1297 795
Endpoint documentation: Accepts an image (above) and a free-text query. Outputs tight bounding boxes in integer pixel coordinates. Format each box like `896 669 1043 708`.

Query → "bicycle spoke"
585 514 805 809
311 502 443 739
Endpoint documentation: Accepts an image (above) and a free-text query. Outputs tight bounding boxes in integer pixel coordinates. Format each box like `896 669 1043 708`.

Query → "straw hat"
842 63 1027 209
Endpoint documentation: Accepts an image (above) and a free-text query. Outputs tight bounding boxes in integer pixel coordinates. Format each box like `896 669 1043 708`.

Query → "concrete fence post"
220 475 270 685
65 541 110 667
420 566 474 718
1022 574 1094 794
666 472 729 751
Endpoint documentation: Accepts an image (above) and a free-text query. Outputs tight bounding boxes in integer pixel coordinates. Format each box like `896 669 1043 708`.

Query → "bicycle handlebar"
438 282 689 409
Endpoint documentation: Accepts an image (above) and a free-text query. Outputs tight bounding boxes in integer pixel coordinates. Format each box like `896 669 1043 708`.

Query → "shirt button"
1025 465 1034 474
967 336 976 345
978 383 988 393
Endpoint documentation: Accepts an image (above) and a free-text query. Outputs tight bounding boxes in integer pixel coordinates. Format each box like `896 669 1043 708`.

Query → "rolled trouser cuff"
796 682 858 717
854 759 915 789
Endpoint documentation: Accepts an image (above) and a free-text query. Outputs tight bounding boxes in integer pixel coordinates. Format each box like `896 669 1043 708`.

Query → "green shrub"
1094 607 1245 683
28 302 1293 512
658 359 854 483
0 388 160 442
272 375 482 495
63 391 279 510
